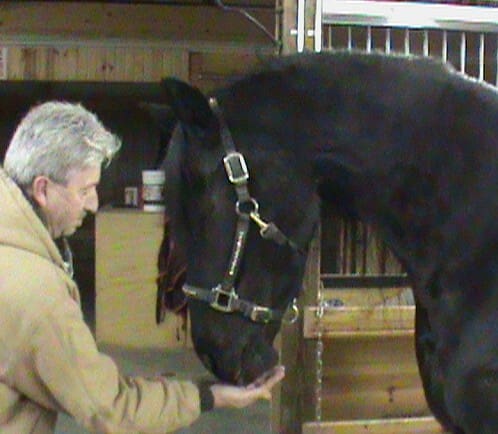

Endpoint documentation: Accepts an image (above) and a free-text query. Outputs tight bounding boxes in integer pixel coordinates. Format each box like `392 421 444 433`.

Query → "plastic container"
142 170 165 212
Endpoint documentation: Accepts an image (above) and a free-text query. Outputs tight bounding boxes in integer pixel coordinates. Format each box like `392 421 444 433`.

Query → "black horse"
154 51 497 434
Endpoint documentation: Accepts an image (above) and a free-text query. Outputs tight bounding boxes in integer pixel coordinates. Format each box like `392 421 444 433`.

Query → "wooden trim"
0 2 275 46
321 273 410 288
281 0 297 53
303 305 415 338
303 416 447 434
272 229 322 433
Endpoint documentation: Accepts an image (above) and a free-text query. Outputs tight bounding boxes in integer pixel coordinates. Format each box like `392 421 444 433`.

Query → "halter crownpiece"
181 97 302 324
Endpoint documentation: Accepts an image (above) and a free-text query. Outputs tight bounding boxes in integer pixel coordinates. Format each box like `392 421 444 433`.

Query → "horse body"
158 51 498 433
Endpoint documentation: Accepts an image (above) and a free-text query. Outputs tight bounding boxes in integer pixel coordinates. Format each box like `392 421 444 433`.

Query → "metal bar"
385 27 391 53
442 30 448 62
423 29 429 56
322 0 498 33
320 274 410 288
366 25 372 52
496 35 498 86
460 31 467 73
297 0 306 52
314 0 323 52
479 32 485 80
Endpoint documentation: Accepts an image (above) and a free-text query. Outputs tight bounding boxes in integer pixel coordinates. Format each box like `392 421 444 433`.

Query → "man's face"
39 166 101 239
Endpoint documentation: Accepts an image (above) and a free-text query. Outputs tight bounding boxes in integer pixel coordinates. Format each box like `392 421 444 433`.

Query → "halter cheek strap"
181 97 302 324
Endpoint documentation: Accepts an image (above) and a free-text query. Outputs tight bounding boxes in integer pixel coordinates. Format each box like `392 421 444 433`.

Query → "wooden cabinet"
95 208 189 349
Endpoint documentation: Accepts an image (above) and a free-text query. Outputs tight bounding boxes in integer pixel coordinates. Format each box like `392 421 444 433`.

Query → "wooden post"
272 226 321 433
281 0 298 54
304 0 317 51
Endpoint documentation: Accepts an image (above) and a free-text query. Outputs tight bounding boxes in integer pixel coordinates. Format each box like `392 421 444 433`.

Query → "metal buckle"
250 306 273 323
223 152 249 185
210 285 238 313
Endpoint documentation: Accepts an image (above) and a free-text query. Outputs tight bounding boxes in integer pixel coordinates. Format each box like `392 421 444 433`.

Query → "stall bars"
298 2 498 433
317 0 498 84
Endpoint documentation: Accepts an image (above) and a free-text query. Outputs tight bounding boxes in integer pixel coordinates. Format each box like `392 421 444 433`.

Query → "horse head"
150 51 498 433
154 77 320 384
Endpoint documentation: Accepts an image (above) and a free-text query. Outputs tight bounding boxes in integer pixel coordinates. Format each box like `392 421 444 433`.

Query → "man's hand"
211 365 285 408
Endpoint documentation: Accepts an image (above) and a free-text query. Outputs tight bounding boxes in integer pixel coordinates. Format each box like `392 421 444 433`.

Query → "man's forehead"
66 166 101 187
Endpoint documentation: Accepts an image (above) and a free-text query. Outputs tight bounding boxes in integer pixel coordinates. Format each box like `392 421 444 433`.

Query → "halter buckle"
223 152 249 185
210 285 238 313
250 306 273 323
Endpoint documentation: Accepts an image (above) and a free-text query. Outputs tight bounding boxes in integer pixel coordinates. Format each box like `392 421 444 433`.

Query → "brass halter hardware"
182 97 303 324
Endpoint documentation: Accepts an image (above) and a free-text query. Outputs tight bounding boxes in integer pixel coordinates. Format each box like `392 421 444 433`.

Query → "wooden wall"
0 0 276 332
0 2 275 49
0 2 276 83
94 209 190 349
0 2 276 192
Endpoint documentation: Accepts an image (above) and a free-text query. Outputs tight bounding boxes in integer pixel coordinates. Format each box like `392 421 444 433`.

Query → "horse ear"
138 102 176 135
160 78 214 130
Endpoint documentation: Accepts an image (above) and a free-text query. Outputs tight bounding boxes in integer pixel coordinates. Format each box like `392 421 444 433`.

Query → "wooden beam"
0 2 275 46
303 416 448 434
281 0 297 53
272 228 322 432
304 305 415 338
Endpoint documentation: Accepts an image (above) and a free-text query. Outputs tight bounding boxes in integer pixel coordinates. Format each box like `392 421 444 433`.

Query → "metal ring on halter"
283 298 300 324
316 295 325 319
235 198 259 217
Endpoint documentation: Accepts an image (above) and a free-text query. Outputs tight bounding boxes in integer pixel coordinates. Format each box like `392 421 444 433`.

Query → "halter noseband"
182 97 301 324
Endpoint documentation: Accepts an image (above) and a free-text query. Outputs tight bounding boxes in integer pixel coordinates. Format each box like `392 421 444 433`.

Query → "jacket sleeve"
12 292 202 434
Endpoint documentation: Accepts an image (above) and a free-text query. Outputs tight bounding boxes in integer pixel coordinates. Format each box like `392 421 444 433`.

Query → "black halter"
182 97 302 324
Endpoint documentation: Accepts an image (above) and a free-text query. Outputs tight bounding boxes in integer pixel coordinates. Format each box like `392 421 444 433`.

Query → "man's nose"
85 191 99 214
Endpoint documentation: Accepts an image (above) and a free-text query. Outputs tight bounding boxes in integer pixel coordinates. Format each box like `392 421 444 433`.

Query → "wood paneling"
304 304 415 338
304 335 428 420
273 227 425 433
320 206 405 276
0 2 274 45
4 45 190 82
0 1 275 82
95 208 189 349
2 44 277 83
189 51 265 91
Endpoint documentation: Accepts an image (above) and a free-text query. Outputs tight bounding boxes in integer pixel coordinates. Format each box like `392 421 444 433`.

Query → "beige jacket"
0 168 201 433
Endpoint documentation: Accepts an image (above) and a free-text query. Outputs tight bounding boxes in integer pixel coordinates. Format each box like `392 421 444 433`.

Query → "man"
0 101 284 434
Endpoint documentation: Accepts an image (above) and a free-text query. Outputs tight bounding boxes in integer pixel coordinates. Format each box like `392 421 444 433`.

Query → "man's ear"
31 176 50 207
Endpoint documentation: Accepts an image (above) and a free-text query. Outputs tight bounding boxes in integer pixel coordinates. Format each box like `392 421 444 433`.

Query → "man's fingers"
248 365 285 390
265 365 285 387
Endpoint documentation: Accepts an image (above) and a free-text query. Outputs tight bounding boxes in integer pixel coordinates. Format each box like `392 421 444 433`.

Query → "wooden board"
0 3 274 46
304 305 415 338
95 208 189 349
273 230 429 433
308 334 429 420
303 416 448 433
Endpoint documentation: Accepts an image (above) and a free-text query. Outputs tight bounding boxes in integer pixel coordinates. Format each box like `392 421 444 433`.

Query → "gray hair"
3 101 121 188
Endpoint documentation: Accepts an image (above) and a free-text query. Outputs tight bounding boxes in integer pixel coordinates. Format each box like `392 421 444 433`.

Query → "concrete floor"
54 344 273 434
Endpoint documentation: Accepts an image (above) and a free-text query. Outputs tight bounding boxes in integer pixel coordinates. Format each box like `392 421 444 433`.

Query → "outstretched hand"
211 365 285 409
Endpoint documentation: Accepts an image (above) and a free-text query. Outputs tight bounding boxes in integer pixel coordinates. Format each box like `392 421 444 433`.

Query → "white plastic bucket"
142 170 165 212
